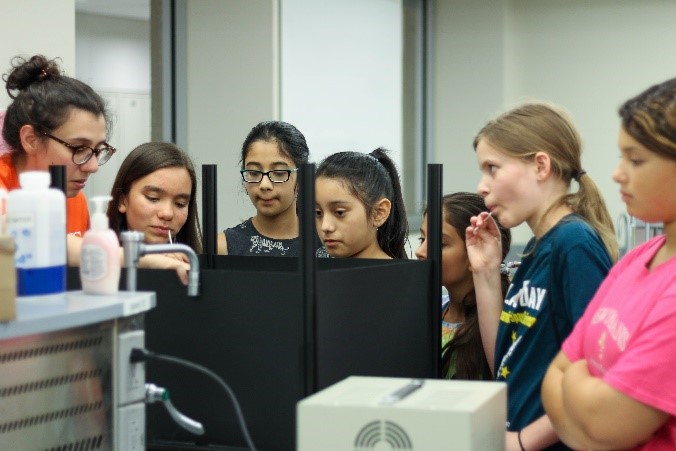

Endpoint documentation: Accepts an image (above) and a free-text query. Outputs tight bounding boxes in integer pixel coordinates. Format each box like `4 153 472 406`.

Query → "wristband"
517 429 526 451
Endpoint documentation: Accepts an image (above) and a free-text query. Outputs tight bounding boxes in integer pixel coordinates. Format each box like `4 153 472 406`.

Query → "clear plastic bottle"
80 195 121 294
6 171 66 296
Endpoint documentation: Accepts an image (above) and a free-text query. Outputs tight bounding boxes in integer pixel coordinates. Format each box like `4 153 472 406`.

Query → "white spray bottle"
80 195 121 295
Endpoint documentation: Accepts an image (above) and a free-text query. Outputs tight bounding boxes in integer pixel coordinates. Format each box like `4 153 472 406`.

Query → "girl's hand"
465 211 503 273
161 252 190 263
138 254 191 285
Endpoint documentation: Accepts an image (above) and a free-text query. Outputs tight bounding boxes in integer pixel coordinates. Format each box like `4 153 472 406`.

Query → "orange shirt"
0 153 90 236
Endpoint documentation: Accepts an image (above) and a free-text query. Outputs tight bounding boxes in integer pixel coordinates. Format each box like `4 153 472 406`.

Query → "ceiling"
75 0 150 21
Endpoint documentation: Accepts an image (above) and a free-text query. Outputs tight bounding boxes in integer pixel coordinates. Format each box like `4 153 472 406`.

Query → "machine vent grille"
0 401 104 433
0 369 104 398
0 327 113 449
41 434 105 450
0 336 104 363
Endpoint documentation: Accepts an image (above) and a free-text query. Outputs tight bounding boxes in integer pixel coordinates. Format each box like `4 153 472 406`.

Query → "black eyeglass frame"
240 168 299 183
40 131 116 166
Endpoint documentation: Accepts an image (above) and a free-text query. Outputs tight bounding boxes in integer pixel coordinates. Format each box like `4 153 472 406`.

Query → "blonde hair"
474 103 619 262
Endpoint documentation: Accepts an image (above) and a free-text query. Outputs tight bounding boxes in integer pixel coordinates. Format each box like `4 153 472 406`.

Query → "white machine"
298 376 506 451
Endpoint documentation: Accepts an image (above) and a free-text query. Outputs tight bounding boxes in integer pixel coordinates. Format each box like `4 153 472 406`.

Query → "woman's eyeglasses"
40 131 116 166
240 169 298 183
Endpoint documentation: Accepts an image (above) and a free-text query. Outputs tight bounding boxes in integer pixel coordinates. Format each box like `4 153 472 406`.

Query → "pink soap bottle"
80 196 121 294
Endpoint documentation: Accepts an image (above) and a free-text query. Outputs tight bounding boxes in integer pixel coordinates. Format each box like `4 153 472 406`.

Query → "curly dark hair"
2 54 110 162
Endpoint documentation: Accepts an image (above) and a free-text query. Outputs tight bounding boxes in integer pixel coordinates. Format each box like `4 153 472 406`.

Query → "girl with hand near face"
542 78 676 451
416 192 511 380
468 103 617 450
108 142 202 252
314 148 408 259
219 121 317 256
104 142 202 284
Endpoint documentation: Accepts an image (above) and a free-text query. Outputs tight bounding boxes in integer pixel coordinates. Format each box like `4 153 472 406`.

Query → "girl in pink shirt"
542 77 676 450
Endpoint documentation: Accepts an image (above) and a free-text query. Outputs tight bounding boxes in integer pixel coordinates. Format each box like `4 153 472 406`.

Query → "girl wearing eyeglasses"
219 121 325 256
314 148 409 259
1 54 113 238
1 54 192 284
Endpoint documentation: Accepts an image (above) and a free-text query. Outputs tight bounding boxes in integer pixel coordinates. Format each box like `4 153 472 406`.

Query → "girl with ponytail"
315 148 408 259
467 102 616 450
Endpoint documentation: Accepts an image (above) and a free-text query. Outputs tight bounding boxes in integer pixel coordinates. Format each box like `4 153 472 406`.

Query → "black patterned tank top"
224 218 328 257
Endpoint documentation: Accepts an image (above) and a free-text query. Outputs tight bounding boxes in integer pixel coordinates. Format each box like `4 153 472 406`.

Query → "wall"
71 0 404 237
75 12 151 199
280 0 403 167
176 0 404 234
175 0 278 231
429 0 676 246
0 4 146 201
504 0 676 246
0 0 76 110
75 13 150 92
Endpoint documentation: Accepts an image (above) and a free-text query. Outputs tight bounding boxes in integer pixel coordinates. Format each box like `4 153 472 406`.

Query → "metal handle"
145 383 205 435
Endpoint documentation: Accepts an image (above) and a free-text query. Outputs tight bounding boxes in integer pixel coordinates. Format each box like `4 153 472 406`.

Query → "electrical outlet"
117 330 145 405
116 403 145 451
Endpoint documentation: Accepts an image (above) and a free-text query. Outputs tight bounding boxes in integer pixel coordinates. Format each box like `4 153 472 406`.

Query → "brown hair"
474 103 618 262
619 77 676 162
107 142 203 253
438 192 511 380
2 55 110 165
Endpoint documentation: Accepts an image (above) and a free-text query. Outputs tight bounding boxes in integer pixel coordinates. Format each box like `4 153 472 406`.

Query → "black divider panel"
427 164 443 377
298 163 317 396
315 258 435 390
201 164 217 268
141 268 304 451
211 254 298 272
49 165 66 192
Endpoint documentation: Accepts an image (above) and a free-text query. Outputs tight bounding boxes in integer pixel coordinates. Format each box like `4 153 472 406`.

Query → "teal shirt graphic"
495 215 611 450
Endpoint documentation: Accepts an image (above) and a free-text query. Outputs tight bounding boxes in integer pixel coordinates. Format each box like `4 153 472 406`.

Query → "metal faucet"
121 231 200 296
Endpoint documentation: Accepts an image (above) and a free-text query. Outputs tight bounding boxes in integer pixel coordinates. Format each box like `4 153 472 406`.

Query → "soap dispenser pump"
80 195 121 294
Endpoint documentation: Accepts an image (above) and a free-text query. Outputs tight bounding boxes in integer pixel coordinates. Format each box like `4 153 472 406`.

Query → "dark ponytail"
316 148 409 258
370 148 408 259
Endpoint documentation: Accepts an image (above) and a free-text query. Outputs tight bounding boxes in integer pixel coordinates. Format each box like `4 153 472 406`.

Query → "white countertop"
0 290 156 341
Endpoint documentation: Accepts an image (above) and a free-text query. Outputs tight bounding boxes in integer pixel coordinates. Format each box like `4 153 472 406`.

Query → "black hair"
316 147 409 259
2 55 110 164
240 121 310 168
433 192 511 380
107 142 203 253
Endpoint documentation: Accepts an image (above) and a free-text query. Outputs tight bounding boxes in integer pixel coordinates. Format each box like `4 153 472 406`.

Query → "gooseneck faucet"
121 231 200 296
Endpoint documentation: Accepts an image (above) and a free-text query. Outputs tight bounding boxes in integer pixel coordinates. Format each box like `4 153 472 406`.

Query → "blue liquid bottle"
6 171 66 296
